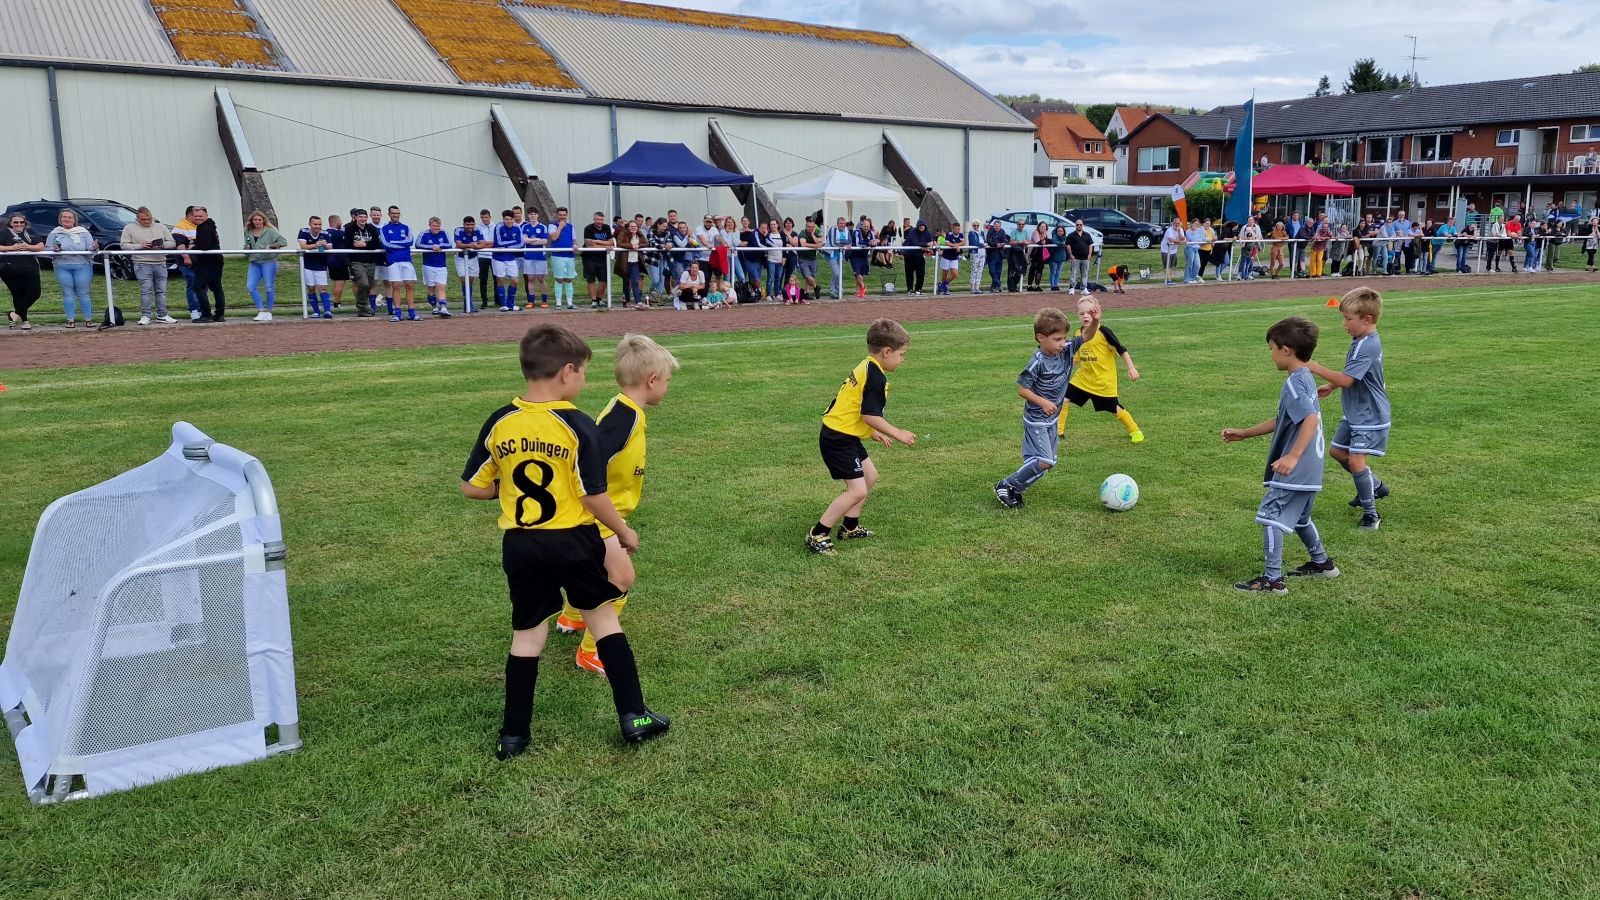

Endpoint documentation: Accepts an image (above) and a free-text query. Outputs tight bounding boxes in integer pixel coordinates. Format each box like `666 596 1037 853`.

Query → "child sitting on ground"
783 273 806 305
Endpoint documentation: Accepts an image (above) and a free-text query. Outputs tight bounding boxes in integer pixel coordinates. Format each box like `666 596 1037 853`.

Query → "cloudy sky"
640 0 1599 108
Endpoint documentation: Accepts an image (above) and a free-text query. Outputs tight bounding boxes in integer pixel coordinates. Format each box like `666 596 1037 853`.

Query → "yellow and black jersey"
462 398 607 531
595 393 647 530
820 356 888 439
1068 325 1128 398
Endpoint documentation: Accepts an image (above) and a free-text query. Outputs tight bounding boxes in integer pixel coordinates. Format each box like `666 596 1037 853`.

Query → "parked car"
2 198 176 279
987 210 1104 249
1058 207 1163 250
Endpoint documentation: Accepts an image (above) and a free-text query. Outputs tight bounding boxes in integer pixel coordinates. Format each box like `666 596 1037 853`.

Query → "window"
1063 165 1080 179
1137 145 1181 172
1095 166 1106 179
1367 137 1401 162
1572 125 1600 142
1567 190 1596 210
1414 134 1453 161
1436 194 1450 207
1084 140 1103 153
1324 139 1357 163
1365 195 1381 207
1281 141 1308 164
1496 130 1520 147
1197 146 1211 170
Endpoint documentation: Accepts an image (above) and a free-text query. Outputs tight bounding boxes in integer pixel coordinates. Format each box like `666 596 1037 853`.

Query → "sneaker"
1130 430 1145 444
320 311 333 319
1348 481 1390 508
554 612 586 634
499 305 513 312
619 708 670 744
1164 280 1174 286
438 308 452 318
994 481 1022 509
575 647 606 676
1233 575 1288 594
836 525 875 541
1358 513 1382 531
156 315 177 324
253 311 268 322
261 311 273 322
495 733 530 761
210 315 225 322
805 532 836 555
137 315 151 325
189 310 202 321
1286 560 1341 578
389 314 401 322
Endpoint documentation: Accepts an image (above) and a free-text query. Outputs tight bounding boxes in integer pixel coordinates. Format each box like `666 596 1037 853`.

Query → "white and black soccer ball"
1100 474 1139 511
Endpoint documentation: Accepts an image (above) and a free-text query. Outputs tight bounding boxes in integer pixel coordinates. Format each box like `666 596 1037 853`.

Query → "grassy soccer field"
2 283 1599 898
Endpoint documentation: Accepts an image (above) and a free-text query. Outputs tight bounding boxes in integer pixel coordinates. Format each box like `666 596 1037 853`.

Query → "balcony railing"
1310 152 1600 181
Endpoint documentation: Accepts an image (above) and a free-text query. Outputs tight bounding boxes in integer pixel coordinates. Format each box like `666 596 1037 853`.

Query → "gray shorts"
1332 420 1389 457
1021 418 1059 467
1256 486 1318 534
798 259 818 280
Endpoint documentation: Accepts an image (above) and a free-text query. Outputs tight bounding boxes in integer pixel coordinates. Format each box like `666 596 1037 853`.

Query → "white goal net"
1 422 300 803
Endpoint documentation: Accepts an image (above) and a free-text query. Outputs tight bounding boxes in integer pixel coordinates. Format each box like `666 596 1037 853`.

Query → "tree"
1081 103 1118 133
1314 75 1332 97
1105 128 1121 144
1576 63 1600 74
1343 58 1389 93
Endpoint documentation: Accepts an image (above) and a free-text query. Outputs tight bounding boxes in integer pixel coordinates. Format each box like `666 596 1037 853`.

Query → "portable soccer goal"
1 422 301 804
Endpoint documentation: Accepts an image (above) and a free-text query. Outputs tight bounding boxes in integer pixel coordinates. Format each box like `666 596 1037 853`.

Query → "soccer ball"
1100 474 1139 511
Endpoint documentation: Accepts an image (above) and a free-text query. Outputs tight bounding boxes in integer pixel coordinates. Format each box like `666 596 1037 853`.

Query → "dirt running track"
2 273 1589 370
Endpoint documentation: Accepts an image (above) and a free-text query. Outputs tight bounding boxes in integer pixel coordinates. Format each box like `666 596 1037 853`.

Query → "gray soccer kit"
1330 332 1390 515
1002 337 1085 494
1255 367 1331 579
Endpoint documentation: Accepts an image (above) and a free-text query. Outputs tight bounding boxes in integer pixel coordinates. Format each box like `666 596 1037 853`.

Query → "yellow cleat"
1130 431 1145 443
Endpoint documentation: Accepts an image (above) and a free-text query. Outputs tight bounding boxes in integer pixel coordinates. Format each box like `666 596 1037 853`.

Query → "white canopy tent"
772 170 904 230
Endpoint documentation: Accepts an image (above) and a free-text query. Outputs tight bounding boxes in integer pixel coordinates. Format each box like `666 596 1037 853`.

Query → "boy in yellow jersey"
462 324 669 758
1057 297 1144 442
807 318 917 555
554 334 680 675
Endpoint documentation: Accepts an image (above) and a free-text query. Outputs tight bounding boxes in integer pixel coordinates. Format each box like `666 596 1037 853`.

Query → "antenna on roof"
1402 35 1427 90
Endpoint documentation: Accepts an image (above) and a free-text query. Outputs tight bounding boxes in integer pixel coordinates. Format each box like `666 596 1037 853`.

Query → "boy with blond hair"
807 319 917 554
1308 286 1391 529
553 334 680 676
462 324 669 756
1222 316 1339 594
994 306 1099 508
1057 296 1144 443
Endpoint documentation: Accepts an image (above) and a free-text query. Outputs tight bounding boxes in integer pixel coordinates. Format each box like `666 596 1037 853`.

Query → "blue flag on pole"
1224 98 1255 223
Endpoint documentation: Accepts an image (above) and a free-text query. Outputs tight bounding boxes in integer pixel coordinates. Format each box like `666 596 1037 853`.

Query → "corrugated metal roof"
0 0 177 64
250 0 456 84
509 6 1025 127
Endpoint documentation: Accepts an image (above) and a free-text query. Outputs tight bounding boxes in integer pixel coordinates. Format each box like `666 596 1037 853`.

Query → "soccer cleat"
1233 575 1288 595
554 612 586 634
1348 482 1390 508
620 708 670 744
994 481 1022 509
1358 513 1382 531
575 647 606 676
1286 560 1341 578
805 532 837 555
1130 430 1145 443
495 733 530 761
836 525 875 541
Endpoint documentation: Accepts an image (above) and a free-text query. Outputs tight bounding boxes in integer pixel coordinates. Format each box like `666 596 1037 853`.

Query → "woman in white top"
677 260 706 309
45 209 98 327
1236 217 1262 280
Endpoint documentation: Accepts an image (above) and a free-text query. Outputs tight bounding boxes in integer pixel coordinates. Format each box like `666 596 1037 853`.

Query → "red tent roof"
1250 164 1353 197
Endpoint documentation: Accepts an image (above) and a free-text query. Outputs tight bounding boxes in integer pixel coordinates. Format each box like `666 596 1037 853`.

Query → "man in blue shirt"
297 215 334 319
454 215 485 312
521 209 550 309
491 209 524 312
380 205 417 321
548 206 577 309
417 216 453 317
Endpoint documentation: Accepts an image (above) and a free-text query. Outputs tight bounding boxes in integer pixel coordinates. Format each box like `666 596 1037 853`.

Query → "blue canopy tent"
567 141 756 306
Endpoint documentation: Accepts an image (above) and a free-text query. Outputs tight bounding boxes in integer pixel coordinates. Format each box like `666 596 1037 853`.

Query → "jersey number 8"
511 459 558 527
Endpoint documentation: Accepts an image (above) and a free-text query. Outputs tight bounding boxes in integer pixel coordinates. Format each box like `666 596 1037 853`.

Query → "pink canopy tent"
1251 164 1354 197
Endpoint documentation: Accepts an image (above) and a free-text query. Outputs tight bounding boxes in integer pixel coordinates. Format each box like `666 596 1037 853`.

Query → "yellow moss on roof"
392 0 581 90
511 0 911 48
152 1 279 68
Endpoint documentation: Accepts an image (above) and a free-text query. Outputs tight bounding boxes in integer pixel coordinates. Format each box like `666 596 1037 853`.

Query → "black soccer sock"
811 521 831 538
595 633 646 716
841 516 860 532
501 654 539 738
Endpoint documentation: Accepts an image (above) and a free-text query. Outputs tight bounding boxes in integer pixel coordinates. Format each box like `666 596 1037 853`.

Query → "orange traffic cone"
1326 296 1339 307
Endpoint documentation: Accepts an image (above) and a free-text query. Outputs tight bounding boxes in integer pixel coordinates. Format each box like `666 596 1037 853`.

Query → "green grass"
3 283 1599 898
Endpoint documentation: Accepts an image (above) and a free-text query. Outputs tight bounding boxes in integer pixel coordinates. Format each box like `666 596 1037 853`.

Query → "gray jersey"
1017 338 1085 422
1264 367 1326 491
1340 332 1390 430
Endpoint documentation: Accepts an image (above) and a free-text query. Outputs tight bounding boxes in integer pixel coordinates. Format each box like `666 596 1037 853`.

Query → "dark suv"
3 198 171 279
1059 207 1164 250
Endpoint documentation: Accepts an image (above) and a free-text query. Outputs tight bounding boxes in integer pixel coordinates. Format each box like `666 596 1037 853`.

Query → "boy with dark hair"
1057 296 1143 443
549 207 577 309
521 208 550 309
994 306 1099 509
462 324 669 757
1222 316 1339 594
492 209 524 312
1308 287 1390 529
806 319 916 555
454 215 483 313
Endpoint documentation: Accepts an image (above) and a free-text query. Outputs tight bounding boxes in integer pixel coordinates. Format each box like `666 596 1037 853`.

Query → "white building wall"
0 66 1031 246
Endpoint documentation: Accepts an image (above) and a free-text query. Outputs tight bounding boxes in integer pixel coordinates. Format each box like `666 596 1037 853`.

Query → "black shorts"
582 254 608 283
1066 383 1121 413
501 525 623 630
819 426 868 480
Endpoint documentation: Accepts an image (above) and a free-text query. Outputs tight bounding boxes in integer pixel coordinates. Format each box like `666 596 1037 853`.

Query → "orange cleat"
575 647 606 676
554 613 586 634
